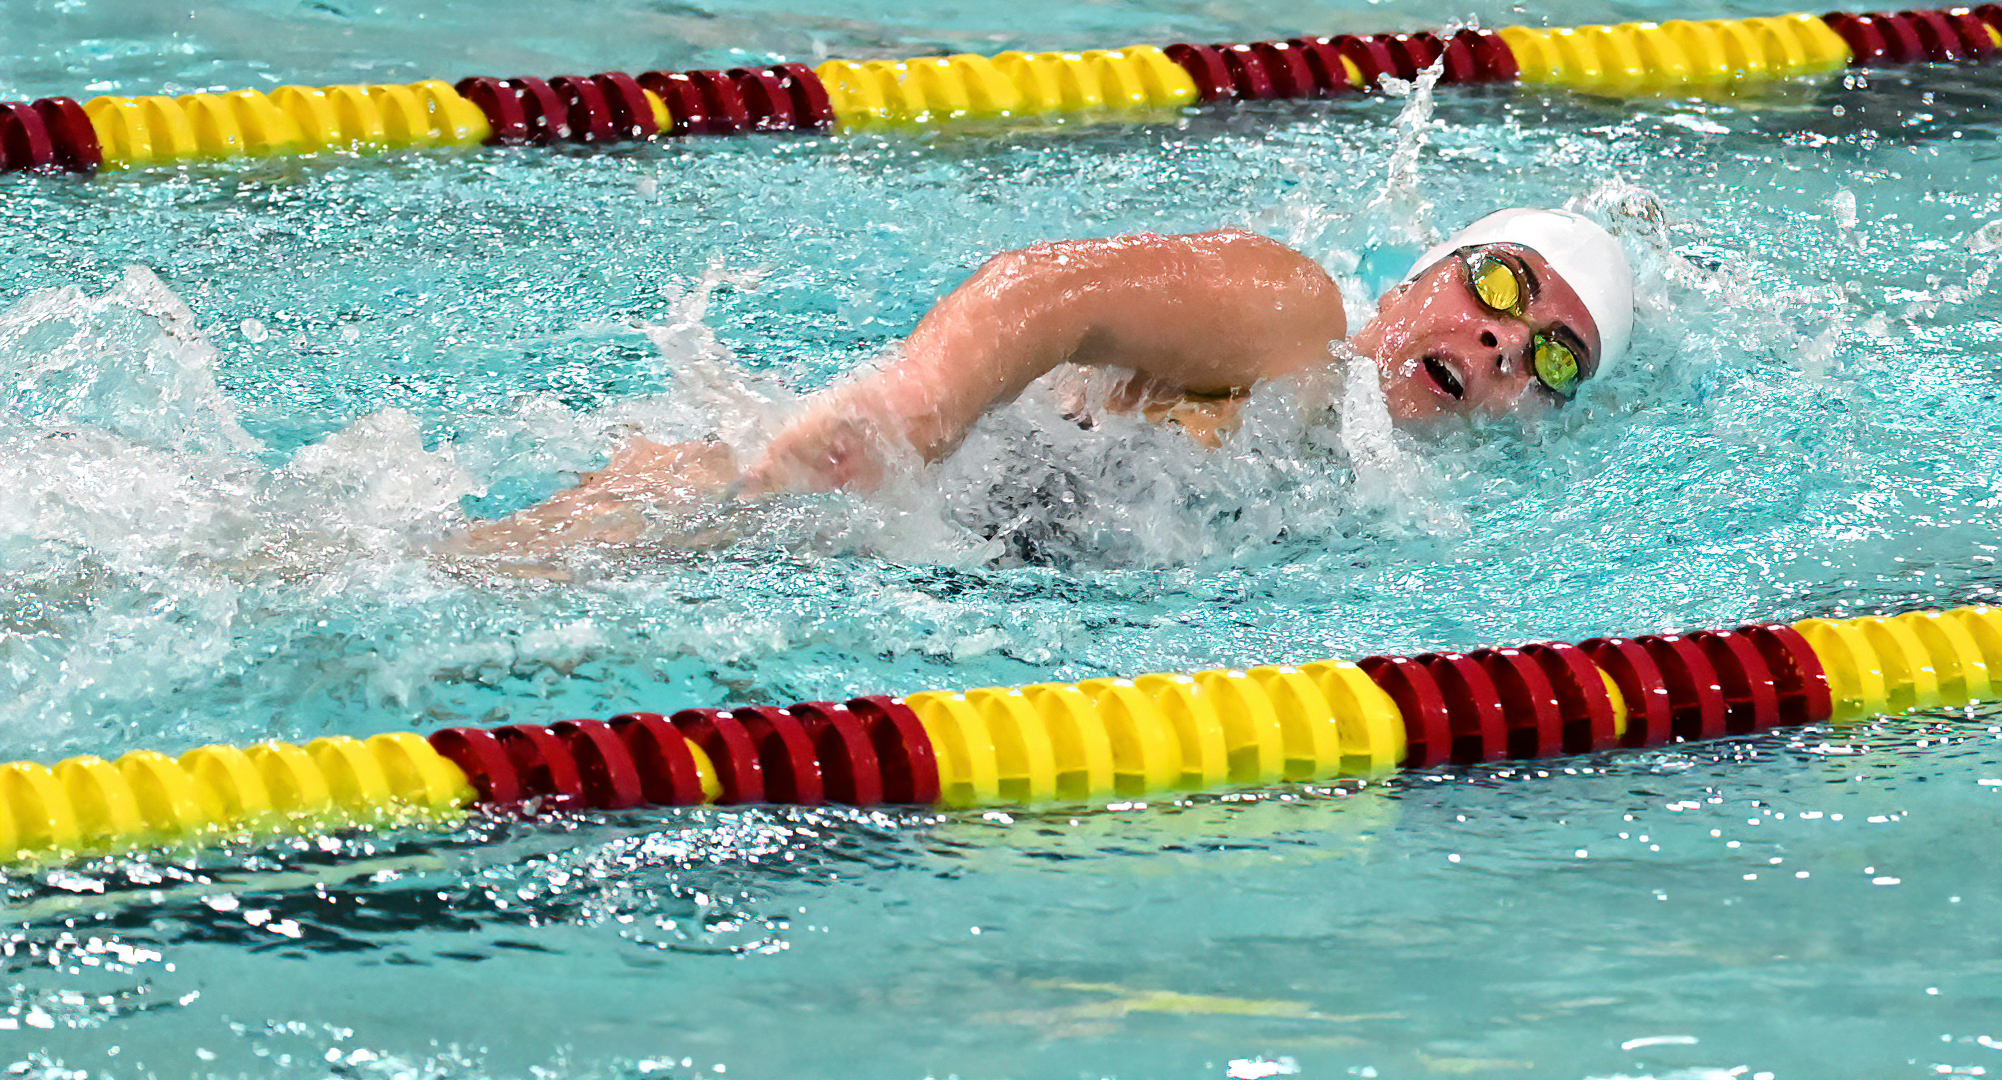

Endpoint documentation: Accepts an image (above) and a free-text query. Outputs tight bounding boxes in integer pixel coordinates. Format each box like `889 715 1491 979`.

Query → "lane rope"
3 606 1996 866
3 7 2001 176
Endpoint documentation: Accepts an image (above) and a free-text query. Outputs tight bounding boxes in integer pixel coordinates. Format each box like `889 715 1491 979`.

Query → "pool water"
3 1 2001 1077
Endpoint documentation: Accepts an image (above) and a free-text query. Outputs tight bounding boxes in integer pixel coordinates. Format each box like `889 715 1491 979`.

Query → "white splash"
1362 52 1447 250
1335 350 1465 533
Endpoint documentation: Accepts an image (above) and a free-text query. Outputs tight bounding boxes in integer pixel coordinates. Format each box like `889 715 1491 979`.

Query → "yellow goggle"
1464 250 1583 400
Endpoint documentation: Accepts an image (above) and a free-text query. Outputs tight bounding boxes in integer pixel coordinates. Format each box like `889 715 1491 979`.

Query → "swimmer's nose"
1473 317 1534 380
1432 317 1537 413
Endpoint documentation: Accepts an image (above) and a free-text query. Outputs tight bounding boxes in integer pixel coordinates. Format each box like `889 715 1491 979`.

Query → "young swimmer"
451 207 1634 556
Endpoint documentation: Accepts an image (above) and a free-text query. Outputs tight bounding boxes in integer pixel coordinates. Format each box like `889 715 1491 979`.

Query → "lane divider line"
6 8 2002 175
6 607 1996 868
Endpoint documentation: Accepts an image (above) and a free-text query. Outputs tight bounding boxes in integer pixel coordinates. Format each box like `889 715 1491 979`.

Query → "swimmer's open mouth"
1424 356 1466 400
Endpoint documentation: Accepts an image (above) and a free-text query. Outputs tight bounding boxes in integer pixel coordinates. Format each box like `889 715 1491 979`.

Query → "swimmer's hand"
437 436 739 560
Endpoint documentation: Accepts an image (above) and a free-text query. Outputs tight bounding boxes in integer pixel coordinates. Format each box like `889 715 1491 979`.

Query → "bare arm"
441 230 1344 558
742 228 1346 493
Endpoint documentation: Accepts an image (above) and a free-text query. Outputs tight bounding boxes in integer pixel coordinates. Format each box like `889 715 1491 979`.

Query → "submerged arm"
741 228 1347 493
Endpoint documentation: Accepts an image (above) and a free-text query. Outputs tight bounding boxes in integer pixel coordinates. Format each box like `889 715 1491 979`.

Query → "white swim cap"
1406 208 1634 372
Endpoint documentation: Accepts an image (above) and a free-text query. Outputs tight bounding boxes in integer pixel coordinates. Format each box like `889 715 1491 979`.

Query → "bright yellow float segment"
1794 607 2002 721
814 46 1199 128
1 732 474 863
1501 13 1852 92
83 81 492 169
907 661 1405 807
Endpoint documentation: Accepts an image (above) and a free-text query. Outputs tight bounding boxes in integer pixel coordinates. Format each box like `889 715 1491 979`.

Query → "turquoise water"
3 1 2002 1077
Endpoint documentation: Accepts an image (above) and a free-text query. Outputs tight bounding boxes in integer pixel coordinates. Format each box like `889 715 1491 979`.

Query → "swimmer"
450 207 1633 556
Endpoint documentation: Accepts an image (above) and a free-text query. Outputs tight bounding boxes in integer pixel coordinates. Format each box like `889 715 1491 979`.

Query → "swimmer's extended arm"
741 228 1346 493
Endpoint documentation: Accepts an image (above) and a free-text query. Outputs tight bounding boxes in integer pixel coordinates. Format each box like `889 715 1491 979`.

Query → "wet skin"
449 229 1606 557
739 231 1603 495
1351 242 1602 423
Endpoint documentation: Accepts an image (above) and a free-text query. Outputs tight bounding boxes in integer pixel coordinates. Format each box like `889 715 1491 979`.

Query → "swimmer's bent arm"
740 228 1347 494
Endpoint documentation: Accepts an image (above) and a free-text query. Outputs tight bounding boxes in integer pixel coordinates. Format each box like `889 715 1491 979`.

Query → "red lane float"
670 708 766 804
552 719 648 809
1359 655 1458 767
428 696 941 816
632 65 832 136
0 97 101 173
1164 28 1516 100
609 712 711 806
733 706 827 805
1824 7 2000 64
455 72 662 145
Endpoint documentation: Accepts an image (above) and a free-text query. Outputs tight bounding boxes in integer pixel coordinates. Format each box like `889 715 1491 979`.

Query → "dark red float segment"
42 97 102 172
1468 647 1566 759
454 78 533 142
548 75 618 143
1876 11 1931 60
551 719 648 809
1412 652 1513 762
845 696 942 805
787 702 886 806
505 76 571 143
1578 637 1676 748
593 72 660 139
429 727 526 805
1286 37 1353 93
1824 8 1999 64
635 65 834 135
457 71 673 145
772 63 836 128
1458 27 1520 81
729 67 799 130
1167 27 1518 100
1217 43 1281 98
1394 32 1446 75
640 70 749 135
1635 635 1730 742
1168 40 1337 100
1335 34 1406 86
1690 630 1782 735
493 724 588 807
731 706 828 805
669 708 766 803
1358 655 1457 767
432 695 938 812
1906 8 1969 57
1825 12 1894 62
1735 622 1834 725
608 712 710 805
0 97 100 174
1163 44 1236 101
1519 642 1621 753
0 101 57 173
1945 8 1999 56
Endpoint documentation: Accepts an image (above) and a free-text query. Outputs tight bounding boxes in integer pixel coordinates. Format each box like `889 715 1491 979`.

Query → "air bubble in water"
239 318 268 343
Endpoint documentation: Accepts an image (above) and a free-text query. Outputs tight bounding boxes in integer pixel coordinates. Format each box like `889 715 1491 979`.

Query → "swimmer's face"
1351 243 1602 423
